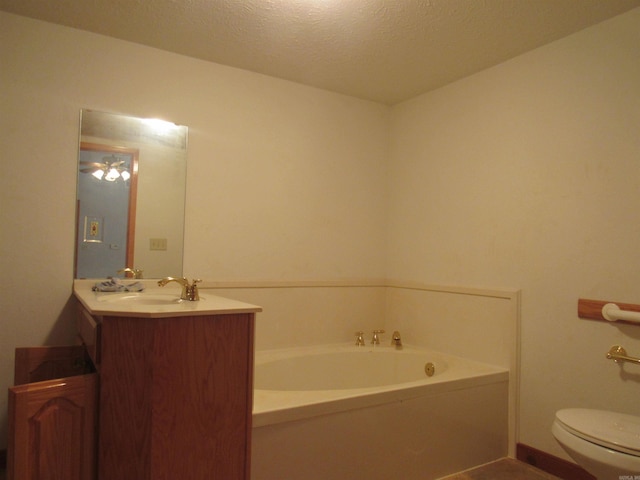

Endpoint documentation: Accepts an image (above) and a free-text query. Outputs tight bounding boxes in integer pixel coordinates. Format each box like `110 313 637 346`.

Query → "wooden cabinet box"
8 306 256 480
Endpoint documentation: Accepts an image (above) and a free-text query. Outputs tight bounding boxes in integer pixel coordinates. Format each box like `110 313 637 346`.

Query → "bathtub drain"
424 362 435 377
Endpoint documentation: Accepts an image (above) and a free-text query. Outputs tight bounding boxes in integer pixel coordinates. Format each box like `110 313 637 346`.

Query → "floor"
442 458 561 480
0 458 558 480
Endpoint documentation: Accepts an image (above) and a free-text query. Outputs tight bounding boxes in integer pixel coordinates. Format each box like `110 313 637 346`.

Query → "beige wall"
1 6 639 464
0 11 388 448
388 8 640 457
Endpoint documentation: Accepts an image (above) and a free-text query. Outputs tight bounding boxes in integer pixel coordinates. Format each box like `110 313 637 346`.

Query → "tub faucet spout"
158 277 201 301
391 331 403 349
371 329 385 345
355 331 365 346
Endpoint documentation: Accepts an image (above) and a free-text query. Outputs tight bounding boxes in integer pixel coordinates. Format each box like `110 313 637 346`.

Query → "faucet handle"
371 329 385 345
355 331 365 346
185 279 201 301
118 267 143 279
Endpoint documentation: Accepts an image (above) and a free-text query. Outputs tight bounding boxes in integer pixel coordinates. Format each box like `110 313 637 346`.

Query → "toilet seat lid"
556 409 640 456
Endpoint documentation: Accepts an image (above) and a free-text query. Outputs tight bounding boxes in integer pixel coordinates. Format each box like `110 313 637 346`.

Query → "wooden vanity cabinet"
97 310 255 480
9 305 256 480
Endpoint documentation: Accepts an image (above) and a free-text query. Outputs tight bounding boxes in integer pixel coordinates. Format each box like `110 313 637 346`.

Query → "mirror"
75 109 188 279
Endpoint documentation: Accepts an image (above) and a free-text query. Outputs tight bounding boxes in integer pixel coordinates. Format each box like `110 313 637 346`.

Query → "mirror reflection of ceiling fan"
80 154 131 182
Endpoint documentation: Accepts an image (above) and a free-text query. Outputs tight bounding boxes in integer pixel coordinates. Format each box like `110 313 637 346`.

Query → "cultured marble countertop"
74 279 262 318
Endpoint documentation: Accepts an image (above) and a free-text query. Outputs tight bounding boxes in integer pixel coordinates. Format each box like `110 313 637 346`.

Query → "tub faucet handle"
355 331 365 346
371 329 385 345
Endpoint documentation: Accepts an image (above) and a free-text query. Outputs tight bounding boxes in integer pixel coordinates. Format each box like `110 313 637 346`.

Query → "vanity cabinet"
9 295 258 480
96 309 256 480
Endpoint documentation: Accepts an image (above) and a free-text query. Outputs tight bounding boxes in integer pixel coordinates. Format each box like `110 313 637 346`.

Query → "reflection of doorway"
75 142 139 278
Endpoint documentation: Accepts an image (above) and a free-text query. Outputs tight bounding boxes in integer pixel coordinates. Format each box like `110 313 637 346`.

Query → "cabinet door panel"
8 374 98 480
98 313 254 480
150 314 253 479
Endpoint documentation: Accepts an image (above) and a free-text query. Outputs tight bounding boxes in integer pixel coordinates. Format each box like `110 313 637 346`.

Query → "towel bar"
602 303 640 324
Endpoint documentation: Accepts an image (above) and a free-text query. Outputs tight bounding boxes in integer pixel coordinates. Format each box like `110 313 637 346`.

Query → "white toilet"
552 408 640 479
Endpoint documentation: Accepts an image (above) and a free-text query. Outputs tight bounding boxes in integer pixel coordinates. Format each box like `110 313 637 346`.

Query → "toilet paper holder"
606 345 640 365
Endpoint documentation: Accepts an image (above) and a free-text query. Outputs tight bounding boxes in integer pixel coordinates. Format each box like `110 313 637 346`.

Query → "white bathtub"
251 344 509 480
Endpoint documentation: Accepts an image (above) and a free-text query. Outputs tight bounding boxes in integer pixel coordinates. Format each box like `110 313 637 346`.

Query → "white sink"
96 293 201 305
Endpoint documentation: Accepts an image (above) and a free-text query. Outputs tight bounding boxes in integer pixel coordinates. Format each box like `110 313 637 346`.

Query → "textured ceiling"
2 0 639 104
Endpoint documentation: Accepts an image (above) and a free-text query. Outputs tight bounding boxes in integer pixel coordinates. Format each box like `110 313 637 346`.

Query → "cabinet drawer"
77 307 101 366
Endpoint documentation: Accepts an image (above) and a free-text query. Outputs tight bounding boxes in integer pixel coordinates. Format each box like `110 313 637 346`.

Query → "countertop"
74 279 262 318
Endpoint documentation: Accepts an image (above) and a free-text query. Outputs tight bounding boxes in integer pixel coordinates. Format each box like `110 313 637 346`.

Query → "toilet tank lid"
556 408 640 456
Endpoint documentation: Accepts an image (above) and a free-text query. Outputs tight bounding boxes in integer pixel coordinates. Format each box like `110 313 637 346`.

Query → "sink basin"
96 293 196 305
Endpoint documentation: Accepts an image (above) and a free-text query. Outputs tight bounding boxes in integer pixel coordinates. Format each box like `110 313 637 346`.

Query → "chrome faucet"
355 331 366 346
158 277 201 301
391 330 403 348
371 329 385 345
118 267 143 279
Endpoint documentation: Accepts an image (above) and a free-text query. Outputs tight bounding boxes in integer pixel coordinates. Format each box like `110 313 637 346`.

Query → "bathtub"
251 344 509 480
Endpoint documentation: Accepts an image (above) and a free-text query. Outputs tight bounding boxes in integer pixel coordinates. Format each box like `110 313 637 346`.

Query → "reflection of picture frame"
83 215 104 243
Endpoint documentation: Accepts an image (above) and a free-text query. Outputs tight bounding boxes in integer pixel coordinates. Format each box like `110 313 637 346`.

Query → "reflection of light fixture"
142 117 178 134
105 167 120 182
80 155 131 182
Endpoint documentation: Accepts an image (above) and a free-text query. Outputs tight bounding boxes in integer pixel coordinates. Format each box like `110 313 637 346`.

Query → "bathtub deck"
440 458 561 480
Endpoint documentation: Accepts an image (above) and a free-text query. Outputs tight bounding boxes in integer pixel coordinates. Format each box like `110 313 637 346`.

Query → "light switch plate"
150 238 167 250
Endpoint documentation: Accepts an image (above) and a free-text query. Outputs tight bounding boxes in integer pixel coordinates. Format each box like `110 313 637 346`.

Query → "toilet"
552 408 640 479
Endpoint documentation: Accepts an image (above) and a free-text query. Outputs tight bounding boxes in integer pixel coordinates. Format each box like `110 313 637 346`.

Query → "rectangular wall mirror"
75 109 188 279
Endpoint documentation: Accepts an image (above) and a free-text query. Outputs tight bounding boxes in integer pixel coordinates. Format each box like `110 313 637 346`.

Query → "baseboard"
517 443 596 480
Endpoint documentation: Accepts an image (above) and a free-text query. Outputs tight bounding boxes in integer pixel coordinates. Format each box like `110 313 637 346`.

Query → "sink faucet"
391 331 403 348
118 267 143 279
158 277 201 301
